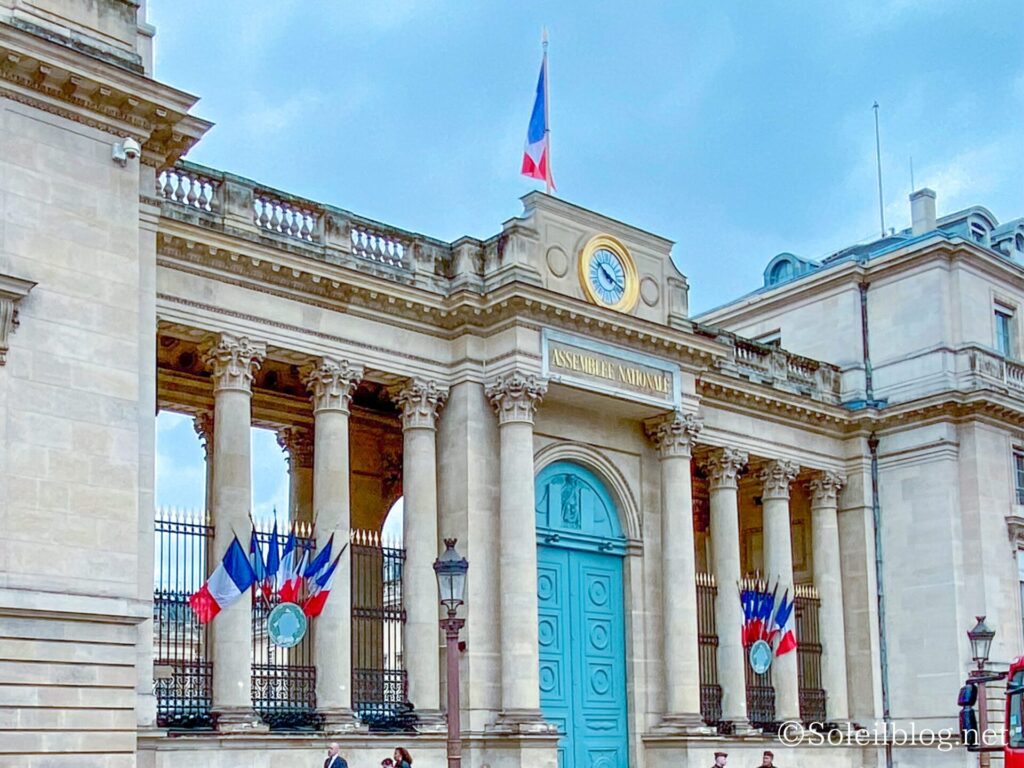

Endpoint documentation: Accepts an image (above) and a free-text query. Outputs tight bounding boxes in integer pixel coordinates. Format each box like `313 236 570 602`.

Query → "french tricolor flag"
521 41 555 192
774 590 798 657
303 550 344 618
188 536 256 624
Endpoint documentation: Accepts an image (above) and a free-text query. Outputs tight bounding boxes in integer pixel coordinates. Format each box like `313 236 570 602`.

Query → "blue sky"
149 1 1023 517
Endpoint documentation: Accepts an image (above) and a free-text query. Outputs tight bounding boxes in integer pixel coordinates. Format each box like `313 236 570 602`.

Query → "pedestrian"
759 750 776 767
324 742 348 768
380 759 394 768
393 747 413 768
713 751 728 767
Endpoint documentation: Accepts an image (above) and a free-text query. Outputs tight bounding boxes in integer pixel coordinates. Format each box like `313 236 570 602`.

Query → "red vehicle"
1007 657 1024 767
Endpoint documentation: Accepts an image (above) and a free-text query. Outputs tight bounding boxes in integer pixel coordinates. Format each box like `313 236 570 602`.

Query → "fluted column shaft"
202 334 265 731
810 471 850 722
394 379 449 720
646 413 705 729
194 411 214 517
702 448 749 727
487 372 548 726
760 459 801 722
277 426 314 524
304 358 363 729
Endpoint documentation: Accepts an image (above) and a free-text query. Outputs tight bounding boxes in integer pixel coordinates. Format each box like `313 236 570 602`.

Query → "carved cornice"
276 426 314 469
759 459 800 501
193 411 214 459
302 358 364 414
0 24 211 167
699 448 748 491
486 371 547 426
808 470 846 508
199 334 265 393
392 379 449 431
644 412 703 460
0 274 35 365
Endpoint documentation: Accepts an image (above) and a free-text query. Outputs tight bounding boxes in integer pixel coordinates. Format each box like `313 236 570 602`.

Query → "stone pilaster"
200 334 267 733
809 470 850 722
302 357 363 731
277 426 314 524
700 447 752 731
759 458 801 723
645 412 708 732
193 411 215 517
486 372 553 732
393 379 449 727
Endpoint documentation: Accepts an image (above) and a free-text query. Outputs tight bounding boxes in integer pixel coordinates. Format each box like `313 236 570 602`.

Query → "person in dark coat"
713 752 728 767
324 742 348 768
759 750 777 766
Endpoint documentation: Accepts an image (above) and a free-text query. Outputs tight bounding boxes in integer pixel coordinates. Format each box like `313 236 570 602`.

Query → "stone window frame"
992 291 1019 360
1013 446 1024 507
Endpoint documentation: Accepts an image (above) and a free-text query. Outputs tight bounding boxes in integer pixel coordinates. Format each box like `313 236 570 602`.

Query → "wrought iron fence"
795 583 826 724
251 521 319 729
696 572 722 726
153 510 213 728
351 529 411 730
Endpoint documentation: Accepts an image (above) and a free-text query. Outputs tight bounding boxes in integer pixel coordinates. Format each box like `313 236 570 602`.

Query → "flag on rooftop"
521 29 555 193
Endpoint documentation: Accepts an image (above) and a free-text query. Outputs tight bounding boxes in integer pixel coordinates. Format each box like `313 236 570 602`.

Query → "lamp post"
434 538 468 768
968 616 995 767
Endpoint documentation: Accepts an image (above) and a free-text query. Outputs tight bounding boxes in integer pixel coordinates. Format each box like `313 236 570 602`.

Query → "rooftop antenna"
873 102 885 237
909 155 915 193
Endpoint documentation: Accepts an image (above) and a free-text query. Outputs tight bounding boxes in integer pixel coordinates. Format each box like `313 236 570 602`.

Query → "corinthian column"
486 371 550 731
303 357 364 730
193 411 214 517
200 333 266 732
393 379 449 725
646 412 707 731
700 447 750 730
809 470 850 722
277 426 314 524
759 458 801 722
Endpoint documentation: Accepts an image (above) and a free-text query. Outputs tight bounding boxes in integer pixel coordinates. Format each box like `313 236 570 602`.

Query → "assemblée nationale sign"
541 329 680 408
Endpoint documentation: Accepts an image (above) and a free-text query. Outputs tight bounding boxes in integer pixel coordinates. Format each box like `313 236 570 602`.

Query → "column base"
489 708 559 735
212 707 269 734
653 712 714 735
319 707 367 733
718 717 759 736
413 709 448 733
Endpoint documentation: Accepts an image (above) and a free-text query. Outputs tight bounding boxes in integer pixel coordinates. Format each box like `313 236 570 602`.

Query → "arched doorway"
536 461 628 768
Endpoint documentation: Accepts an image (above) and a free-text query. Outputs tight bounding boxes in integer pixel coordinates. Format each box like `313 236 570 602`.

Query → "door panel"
539 545 628 768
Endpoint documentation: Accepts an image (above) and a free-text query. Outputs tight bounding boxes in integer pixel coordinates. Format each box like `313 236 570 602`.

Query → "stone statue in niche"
560 475 581 529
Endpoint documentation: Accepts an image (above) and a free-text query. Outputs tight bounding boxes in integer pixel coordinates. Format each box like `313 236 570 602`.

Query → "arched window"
769 259 795 285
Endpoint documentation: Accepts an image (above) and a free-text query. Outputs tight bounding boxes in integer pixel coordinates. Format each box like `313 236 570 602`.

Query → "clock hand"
599 264 616 285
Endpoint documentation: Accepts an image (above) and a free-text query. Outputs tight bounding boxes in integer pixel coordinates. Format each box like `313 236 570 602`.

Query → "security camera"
112 137 141 165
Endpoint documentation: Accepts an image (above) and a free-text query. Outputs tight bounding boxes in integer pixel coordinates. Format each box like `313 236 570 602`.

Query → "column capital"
759 459 800 501
486 371 547 425
808 470 846 507
392 378 449 431
200 334 266 393
193 411 214 458
699 448 748 491
303 358 364 414
277 426 314 469
645 412 703 459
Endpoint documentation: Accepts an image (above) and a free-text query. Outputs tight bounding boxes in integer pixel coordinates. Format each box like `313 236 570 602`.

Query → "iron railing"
251 522 319 729
696 572 722 726
740 576 776 729
351 529 411 730
153 510 213 728
795 584 826 725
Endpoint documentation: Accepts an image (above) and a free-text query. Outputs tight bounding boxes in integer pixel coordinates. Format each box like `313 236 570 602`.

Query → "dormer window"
769 260 794 285
970 221 989 244
1016 233 1024 253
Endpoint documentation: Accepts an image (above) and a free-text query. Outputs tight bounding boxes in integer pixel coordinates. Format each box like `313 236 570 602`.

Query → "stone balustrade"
254 192 320 243
967 345 1024 393
158 167 219 212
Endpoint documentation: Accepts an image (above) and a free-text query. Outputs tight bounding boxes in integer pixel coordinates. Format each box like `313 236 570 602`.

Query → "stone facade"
0 3 1019 768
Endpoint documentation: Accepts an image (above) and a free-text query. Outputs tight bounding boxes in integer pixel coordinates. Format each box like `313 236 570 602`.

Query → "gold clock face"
578 235 639 312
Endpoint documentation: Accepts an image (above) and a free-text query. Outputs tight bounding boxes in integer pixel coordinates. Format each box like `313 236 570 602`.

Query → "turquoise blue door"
536 462 628 768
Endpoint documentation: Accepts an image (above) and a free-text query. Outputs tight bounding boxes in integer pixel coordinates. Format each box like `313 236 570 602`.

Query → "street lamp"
434 538 468 768
967 616 997 767
968 616 995 670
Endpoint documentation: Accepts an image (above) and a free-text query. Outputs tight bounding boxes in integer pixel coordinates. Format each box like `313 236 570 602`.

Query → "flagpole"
542 27 552 196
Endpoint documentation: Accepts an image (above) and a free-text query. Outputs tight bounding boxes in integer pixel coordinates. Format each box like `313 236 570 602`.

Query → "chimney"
910 188 937 235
